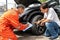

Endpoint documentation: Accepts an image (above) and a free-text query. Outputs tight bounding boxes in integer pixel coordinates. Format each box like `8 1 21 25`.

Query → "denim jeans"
44 21 59 38
58 27 60 34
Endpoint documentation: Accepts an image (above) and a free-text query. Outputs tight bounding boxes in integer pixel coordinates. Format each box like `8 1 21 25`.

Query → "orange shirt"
0 9 28 32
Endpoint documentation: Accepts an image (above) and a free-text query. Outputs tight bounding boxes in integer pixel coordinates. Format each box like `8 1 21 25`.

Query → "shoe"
43 34 51 37
49 36 59 40
45 35 50 37
49 38 59 40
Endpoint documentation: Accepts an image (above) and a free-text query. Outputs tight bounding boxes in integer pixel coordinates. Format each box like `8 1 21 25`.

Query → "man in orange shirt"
0 4 33 40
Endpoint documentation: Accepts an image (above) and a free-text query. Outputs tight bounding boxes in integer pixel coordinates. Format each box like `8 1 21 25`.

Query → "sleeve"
44 13 47 18
5 12 28 30
47 8 54 20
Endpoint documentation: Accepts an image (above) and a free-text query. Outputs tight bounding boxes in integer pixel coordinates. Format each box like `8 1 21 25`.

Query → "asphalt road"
14 31 60 40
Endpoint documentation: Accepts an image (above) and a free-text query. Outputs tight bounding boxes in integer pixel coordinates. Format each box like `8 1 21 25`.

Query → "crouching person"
0 4 33 40
35 3 60 40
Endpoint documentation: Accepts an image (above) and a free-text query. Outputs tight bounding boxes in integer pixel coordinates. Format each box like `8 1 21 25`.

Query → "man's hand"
34 20 41 25
40 22 45 26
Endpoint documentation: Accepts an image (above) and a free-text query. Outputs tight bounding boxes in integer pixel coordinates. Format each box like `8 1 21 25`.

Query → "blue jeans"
44 21 59 38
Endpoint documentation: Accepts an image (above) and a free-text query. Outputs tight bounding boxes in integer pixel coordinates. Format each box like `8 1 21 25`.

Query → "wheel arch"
27 11 43 23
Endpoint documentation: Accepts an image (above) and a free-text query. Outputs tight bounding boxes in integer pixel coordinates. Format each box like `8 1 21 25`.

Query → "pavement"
17 36 60 40
14 31 60 40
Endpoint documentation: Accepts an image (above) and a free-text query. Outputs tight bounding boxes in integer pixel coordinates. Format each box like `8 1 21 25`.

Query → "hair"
40 3 49 9
17 4 25 9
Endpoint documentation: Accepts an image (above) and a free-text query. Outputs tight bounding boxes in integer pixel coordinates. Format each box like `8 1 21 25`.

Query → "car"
14 0 60 35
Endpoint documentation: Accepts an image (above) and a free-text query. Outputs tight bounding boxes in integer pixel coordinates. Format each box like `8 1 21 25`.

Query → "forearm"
40 19 50 26
42 19 50 23
40 18 46 22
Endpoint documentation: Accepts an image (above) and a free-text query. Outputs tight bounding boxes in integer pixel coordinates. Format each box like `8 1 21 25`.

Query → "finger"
41 23 44 26
34 22 37 23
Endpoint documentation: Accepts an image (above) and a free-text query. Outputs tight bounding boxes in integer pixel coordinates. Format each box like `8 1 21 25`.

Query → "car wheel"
31 15 46 35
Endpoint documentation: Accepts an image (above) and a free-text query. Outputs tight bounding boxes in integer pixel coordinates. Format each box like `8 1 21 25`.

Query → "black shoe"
49 38 55 40
45 35 51 37
44 34 51 37
49 38 59 40
49 36 58 40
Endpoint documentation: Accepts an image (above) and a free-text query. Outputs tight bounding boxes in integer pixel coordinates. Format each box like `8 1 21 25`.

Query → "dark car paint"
14 0 41 7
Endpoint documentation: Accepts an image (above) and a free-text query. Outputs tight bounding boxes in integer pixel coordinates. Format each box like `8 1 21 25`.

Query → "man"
0 4 33 40
35 3 60 40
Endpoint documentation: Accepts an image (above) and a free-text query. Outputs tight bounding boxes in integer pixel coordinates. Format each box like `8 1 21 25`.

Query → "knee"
45 22 51 26
45 21 56 26
45 22 53 29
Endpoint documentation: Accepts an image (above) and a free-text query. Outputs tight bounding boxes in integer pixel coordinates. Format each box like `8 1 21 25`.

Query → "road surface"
14 31 60 40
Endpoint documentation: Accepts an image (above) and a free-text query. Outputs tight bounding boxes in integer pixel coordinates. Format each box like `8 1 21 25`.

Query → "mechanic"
35 3 60 40
0 4 33 40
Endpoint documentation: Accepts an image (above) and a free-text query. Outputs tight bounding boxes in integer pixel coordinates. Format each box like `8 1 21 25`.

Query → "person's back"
0 9 18 30
0 9 19 40
45 8 60 27
50 8 60 26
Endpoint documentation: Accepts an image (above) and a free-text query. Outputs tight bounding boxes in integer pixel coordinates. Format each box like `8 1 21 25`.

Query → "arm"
39 18 46 22
41 19 50 23
40 18 51 26
41 8 55 26
42 8 55 23
35 13 47 24
35 18 46 24
5 12 28 30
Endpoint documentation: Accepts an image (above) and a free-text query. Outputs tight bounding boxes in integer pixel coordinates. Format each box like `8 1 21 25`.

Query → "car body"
14 0 60 35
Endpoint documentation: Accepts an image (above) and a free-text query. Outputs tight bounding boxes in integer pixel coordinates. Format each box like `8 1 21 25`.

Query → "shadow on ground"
14 31 47 40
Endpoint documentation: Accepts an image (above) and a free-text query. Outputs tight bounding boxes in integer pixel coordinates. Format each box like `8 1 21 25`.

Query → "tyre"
31 15 46 35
